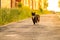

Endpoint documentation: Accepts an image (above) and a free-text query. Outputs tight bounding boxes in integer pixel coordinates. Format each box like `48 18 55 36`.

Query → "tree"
44 0 48 9
58 0 60 8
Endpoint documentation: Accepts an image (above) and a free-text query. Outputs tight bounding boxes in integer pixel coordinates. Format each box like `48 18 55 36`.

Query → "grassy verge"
0 7 31 26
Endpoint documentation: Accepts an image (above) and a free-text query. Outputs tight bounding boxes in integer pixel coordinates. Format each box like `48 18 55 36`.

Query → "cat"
32 12 40 24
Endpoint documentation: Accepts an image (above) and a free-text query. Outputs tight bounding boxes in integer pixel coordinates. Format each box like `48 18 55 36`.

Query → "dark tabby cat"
32 12 40 24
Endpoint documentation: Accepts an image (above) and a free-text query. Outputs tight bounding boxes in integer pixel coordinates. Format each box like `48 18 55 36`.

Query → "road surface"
0 14 60 40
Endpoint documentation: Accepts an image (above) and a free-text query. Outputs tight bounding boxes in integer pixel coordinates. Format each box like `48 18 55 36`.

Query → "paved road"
0 14 60 40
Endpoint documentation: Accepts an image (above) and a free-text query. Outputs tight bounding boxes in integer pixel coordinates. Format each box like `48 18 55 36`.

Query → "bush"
18 2 22 8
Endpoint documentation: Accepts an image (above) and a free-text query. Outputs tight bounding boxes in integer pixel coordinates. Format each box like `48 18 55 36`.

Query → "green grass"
0 7 31 26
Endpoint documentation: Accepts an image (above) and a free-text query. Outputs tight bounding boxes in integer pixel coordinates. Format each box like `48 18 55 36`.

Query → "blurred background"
0 0 60 26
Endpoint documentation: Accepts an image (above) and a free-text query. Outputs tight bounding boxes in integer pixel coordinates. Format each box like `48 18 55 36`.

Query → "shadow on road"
20 24 47 29
0 27 8 32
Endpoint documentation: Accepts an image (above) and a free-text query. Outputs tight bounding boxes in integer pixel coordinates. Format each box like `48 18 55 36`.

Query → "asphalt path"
0 14 60 40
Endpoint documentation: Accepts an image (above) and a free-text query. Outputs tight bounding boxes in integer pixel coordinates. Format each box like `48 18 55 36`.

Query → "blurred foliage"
0 7 31 26
18 2 22 8
44 0 48 9
58 0 60 7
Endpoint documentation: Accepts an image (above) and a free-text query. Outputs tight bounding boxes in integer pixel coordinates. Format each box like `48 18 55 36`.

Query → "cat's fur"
32 12 40 24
